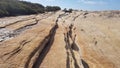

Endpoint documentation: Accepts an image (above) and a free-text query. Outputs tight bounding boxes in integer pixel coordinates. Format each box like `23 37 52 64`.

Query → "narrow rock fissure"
64 24 80 68
0 17 36 29
81 59 89 68
32 23 58 68
0 39 32 61
73 15 80 21
64 23 89 68
24 13 64 68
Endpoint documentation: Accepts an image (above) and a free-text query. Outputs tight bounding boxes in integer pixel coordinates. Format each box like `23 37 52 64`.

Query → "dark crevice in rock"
81 59 89 68
83 12 89 16
64 24 81 68
0 17 36 29
71 35 79 51
0 40 32 61
32 23 58 68
95 41 98 45
25 14 60 68
73 15 80 21
66 51 70 68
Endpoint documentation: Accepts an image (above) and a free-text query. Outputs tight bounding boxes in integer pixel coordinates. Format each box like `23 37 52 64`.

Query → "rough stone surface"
0 11 120 68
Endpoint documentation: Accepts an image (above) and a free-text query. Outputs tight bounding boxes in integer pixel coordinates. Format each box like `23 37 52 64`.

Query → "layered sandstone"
0 11 120 68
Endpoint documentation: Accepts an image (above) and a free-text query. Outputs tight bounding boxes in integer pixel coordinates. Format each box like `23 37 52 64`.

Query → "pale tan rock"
0 11 120 68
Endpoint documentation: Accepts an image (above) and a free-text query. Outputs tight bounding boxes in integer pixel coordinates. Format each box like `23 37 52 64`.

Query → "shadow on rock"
81 59 89 68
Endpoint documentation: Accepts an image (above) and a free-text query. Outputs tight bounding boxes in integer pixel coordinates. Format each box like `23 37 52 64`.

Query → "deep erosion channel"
25 14 61 68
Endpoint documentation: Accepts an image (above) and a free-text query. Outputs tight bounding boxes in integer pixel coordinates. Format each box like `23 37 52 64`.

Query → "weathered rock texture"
0 11 120 68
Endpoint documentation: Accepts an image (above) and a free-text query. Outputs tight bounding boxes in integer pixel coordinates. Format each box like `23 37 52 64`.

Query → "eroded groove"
57 11 88 68
73 15 80 21
65 33 80 68
0 29 45 63
25 13 65 68
0 40 32 61
0 17 36 29
66 51 70 68
15 12 55 34
0 19 38 42
64 23 89 68
32 14 61 68
81 59 89 68
33 23 58 68
64 24 80 68
13 19 39 35
25 21 59 68
0 32 43 61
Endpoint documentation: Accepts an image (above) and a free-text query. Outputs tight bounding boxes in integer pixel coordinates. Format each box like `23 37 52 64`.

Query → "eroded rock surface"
0 11 120 68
